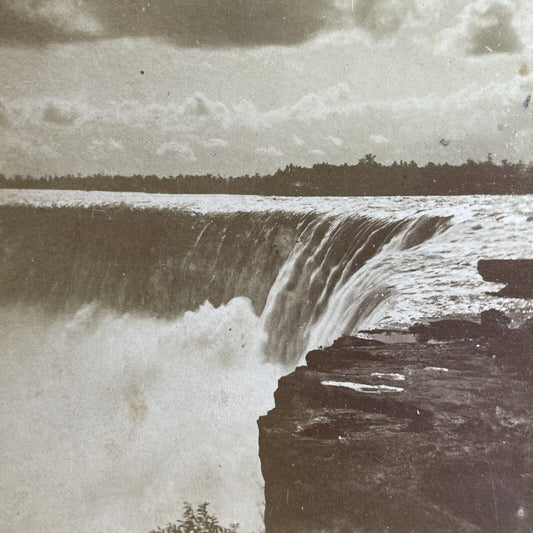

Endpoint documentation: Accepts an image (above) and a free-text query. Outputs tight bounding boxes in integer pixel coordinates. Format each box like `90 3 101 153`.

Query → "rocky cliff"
258 321 533 532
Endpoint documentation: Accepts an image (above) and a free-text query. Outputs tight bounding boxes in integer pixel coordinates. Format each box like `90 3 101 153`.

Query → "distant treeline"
2 155 533 196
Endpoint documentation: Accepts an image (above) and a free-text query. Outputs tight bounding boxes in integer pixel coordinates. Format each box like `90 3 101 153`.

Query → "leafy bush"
150 502 239 533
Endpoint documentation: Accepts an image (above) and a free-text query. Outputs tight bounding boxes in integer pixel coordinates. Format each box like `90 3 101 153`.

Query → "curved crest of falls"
259 213 451 362
1 190 532 533
0 193 452 363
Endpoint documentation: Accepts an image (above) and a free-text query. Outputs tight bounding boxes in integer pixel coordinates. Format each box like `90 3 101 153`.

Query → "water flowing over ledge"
0 201 451 363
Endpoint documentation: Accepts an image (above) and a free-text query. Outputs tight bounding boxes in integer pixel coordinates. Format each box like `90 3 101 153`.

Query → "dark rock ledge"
258 323 533 533
478 259 533 298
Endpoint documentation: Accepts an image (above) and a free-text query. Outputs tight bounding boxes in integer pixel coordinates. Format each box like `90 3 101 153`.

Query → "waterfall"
4 191 529 533
0 203 451 363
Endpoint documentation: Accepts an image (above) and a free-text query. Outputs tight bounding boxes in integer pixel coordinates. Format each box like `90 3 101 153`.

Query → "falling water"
1 190 532 533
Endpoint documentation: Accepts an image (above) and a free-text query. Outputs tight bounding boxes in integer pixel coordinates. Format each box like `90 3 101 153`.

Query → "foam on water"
0 299 281 533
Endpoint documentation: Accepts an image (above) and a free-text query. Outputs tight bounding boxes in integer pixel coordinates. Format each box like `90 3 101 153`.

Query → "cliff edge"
258 320 533 532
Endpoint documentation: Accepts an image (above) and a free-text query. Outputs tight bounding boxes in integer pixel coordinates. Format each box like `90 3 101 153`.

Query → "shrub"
150 502 239 533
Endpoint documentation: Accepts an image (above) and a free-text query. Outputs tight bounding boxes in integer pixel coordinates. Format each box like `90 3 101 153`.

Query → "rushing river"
1 190 532 532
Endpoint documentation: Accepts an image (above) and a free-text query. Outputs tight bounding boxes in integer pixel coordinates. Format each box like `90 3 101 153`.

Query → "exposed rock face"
478 259 533 297
408 309 510 343
258 330 533 532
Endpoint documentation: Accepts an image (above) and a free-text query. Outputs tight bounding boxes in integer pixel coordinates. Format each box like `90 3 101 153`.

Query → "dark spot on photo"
519 63 529 76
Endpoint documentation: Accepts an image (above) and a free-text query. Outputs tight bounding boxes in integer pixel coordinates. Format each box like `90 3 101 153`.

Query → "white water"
1 300 281 533
1 190 533 533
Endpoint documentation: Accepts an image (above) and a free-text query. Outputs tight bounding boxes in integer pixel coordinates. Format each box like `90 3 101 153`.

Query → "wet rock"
258 316 533 532
478 259 533 298
331 336 385 349
408 309 510 342
488 318 533 375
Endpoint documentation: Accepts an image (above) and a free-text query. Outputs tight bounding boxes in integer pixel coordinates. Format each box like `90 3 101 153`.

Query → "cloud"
0 0 102 44
181 92 231 127
328 135 343 146
0 0 339 47
349 0 415 37
440 0 523 56
183 93 217 117
292 135 306 146
3 134 61 161
467 1 523 54
108 138 123 151
43 102 79 126
255 146 284 157
369 133 391 144
202 138 229 148
88 138 124 158
280 83 352 122
12 73 528 139
1 0 526 54
0 0 430 48
3 71 530 177
156 141 196 160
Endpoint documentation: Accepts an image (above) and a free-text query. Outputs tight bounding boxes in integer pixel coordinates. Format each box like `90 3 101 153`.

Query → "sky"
0 0 532 177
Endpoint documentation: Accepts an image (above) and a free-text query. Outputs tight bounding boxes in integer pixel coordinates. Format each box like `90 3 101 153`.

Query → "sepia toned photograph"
1 1 532 532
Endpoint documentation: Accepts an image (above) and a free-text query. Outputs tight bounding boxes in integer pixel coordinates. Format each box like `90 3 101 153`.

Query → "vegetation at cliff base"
150 502 239 533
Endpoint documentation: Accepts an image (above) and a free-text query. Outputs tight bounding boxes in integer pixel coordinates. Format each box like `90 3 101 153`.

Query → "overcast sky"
0 0 532 177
